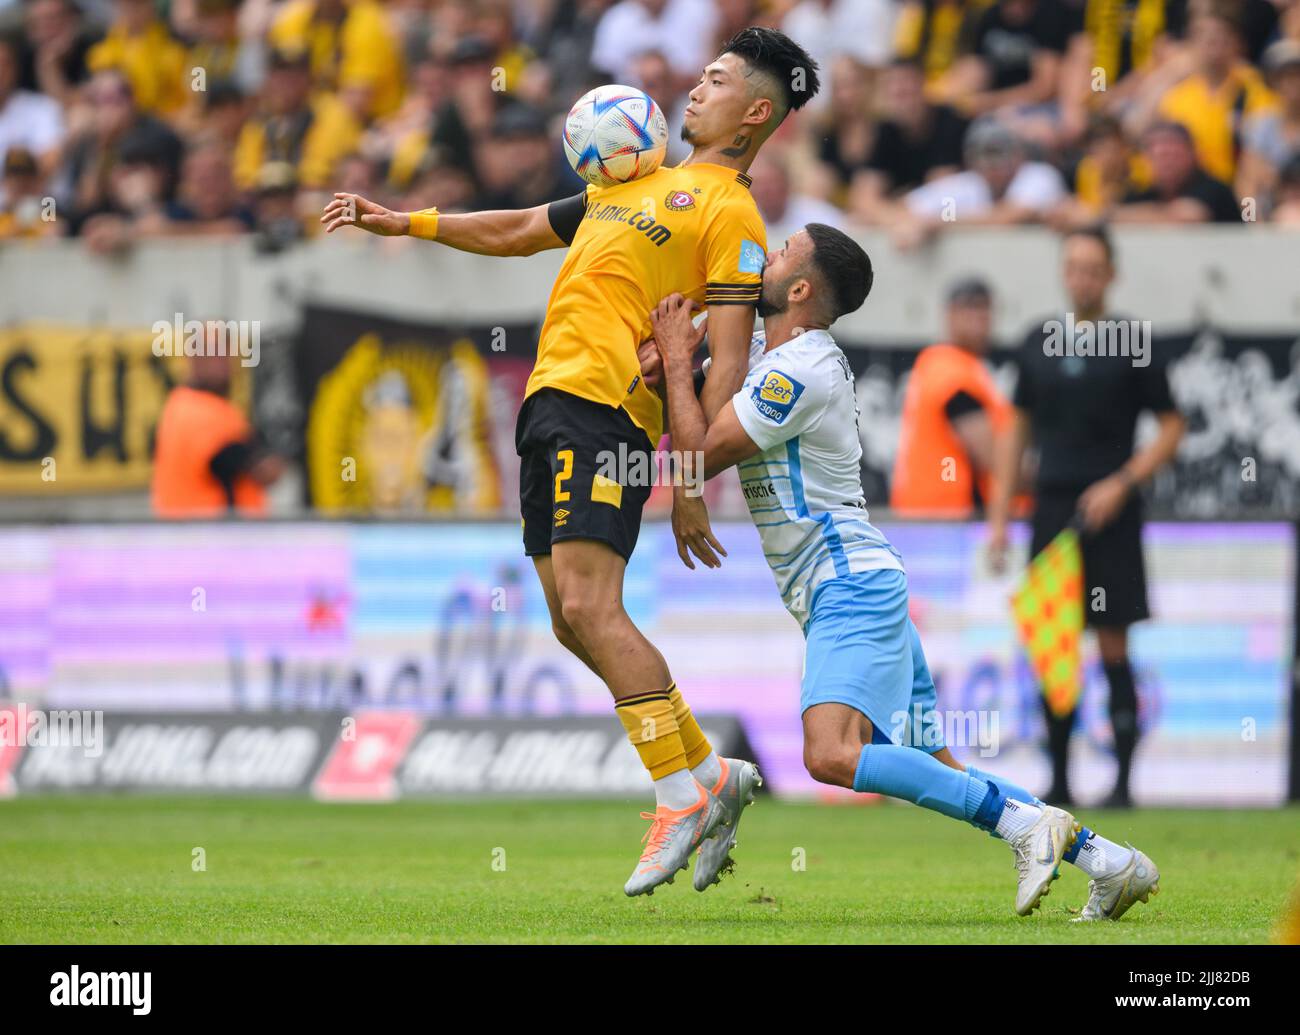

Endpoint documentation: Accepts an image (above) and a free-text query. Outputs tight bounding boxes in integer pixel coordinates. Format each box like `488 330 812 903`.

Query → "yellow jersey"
527 162 766 445
1158 66 1277 184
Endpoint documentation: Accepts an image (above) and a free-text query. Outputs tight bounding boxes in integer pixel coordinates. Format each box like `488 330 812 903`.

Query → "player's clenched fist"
320 193 409 237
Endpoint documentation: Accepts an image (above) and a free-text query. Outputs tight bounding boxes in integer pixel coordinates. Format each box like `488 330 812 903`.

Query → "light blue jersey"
730 329 903 627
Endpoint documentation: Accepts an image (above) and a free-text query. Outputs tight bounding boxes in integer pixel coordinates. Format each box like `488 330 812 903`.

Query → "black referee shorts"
515 388 654 562
1030 488 1150 628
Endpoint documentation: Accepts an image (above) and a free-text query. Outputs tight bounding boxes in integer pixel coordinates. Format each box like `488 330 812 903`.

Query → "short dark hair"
719 26 820 122
805 223 872 322
1143 119 1195 150
1063 224 1115 266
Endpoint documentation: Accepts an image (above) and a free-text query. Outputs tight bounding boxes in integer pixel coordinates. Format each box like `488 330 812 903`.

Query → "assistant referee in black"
987 226 1186 808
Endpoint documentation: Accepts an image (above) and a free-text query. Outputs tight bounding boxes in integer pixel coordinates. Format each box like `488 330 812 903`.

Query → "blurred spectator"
399 157 474 214
268 0 405 121
17 0 97 107
86 0 188 116
334 148 381 198
781 0 897 113
939 0 1074 126
184 0 260 97
2 0 1291 251
1056 0 1179 144
1126 3 1277 186
75 115 188 250
895 118 1067 244
849 57 969 222
748 149 845 243
375 55 453 188
0 145 57 237
530 0 608 104
1237 39 1300 215
197 79 252 152
152 344 284 518
1113 119 1241 221
60 70 183 234
165 140 254 234
1050 113 1151 228
251 159 306 250
404 34 510 184
1272 152 1300 223
475 0 537 96
632 48 690 165
811 55 877 199
891 277 1025 518
1227 0 1282 66
232 45 360 193
892 0 987 85
471 103 574 209
591 0 719 89
0 31 65 180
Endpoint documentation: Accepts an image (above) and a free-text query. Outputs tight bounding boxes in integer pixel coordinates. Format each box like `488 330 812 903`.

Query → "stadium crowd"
2 0 1300 249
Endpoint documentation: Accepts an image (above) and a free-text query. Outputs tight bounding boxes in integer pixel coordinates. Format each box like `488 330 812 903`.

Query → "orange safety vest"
890 343 1018 517
151 386 268 517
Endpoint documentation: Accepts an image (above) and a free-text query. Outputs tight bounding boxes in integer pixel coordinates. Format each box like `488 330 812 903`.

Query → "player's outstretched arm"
320 193 568 256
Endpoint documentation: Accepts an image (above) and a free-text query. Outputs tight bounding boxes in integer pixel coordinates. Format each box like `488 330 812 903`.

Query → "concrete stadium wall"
4 226 1299 341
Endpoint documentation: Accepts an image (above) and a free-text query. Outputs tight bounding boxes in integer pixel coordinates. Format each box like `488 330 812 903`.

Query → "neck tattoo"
721 134 752 159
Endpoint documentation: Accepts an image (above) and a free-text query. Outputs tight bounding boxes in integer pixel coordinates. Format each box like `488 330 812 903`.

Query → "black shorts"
1030 488 1150 628
515 388 654 561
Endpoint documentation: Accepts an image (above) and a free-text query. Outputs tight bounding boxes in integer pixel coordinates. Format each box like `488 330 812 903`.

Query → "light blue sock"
964 765 1044 809
854 744 1003 830
966 764 1094 861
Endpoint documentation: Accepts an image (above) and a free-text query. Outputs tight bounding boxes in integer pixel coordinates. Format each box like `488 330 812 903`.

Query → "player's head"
681 27 819 154
757 223 872 327
1061 225 1115 314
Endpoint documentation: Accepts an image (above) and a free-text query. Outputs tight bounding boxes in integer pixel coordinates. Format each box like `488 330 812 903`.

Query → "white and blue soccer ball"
562 84 669 188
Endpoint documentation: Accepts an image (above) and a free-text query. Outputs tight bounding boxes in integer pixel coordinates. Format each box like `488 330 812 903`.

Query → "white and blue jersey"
730 328 903 627
726 328 942 744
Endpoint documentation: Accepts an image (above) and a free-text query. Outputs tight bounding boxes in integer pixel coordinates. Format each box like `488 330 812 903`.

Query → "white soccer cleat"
624 785 726 897
1009 805 1079 916
693 758 762 892
1072 846 1160 921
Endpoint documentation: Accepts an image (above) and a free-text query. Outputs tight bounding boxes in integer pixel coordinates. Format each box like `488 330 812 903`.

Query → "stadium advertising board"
292 305 1300 519
0 710 753 798
0 520 1290 804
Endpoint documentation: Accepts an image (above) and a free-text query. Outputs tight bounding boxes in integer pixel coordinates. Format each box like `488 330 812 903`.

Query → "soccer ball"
562 84 669 189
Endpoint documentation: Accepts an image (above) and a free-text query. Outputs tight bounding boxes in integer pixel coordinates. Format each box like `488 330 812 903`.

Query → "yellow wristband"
408 208 439 240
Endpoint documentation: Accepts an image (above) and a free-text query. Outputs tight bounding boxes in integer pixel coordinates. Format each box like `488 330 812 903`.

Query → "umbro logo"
554 509 570 526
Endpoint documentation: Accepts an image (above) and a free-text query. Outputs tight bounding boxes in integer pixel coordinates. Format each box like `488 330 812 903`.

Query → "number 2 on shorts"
554 449 574 503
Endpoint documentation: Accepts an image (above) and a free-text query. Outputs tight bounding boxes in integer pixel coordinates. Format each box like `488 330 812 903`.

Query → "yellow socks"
667 682 713 770
615 691 688 780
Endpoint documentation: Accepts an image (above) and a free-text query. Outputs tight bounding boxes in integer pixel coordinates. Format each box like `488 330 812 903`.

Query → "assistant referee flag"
1011 528 1085 718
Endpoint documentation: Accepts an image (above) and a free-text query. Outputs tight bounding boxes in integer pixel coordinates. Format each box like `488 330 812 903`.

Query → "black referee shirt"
1013 315 1178 493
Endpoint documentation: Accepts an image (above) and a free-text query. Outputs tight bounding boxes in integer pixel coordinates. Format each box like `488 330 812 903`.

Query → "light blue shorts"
800 568 945 750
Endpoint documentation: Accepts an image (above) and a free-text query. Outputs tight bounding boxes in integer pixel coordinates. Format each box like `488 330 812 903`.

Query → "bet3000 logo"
752 370 804 424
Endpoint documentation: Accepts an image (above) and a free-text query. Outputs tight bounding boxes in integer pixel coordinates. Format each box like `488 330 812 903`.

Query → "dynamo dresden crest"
665 190 696 211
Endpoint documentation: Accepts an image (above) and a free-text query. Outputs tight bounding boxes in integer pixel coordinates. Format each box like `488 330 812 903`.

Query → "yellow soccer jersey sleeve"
524 162 765 445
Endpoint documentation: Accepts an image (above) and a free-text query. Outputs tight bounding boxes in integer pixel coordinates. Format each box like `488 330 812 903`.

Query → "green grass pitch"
2 796 1296 944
